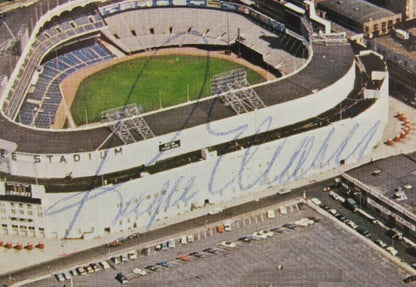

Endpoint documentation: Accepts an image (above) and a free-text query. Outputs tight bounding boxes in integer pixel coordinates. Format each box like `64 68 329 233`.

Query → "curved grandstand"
0 0 389 239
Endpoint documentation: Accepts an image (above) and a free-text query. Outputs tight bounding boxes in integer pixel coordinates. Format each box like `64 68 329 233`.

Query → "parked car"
111 256 120 264
55 273 65 282
168 238 175 248
155 244 162 251
145 265 158 272
202 247 217 254
282 223 296 230
295 218 314 227
90 263 100 272
180 235 188 244
374 239 387 248
161 242 169 251
270 227 284 233
62 272 71 280
252 231 268 239
221 241 237 248
386 246 398 256
132 268 147 276
322 205 331 211
141 247 150 256
310 197 322 206
308 216 320 223
259 230 274 237
176 254 192 262
156 261 171 267
120 253 128 262
189 251 203 258
187 234 195 243
99 261 110 269
224 223 232 232
76 266 87 276
69 269 78 277
346 220 358 229
84 265 94 274
329 209 339 216
357 228 371 238
115 272 128 284
128 251 137 260
238 236 253 243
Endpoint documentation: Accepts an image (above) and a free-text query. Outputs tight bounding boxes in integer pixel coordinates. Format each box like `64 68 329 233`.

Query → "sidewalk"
1 96 415 276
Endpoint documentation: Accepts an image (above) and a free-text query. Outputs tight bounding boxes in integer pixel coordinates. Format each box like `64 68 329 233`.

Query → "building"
0 0 389 240
319 0 401 37
343 152 416 236
368 0 416 22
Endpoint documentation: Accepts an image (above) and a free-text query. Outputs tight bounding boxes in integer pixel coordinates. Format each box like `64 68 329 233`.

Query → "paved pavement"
25 202 410 286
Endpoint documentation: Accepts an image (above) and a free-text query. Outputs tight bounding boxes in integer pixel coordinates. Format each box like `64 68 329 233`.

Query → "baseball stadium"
0 0 389 239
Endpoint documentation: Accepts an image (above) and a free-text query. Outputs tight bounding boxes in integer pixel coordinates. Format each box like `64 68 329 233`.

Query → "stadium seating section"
18 42 114 128
102 8 307 75
4 7 106 125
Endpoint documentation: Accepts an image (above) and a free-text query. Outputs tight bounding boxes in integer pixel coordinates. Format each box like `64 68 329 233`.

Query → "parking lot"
27 200 410 287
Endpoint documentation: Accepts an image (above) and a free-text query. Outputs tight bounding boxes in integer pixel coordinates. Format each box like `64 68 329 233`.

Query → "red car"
176 255 191 262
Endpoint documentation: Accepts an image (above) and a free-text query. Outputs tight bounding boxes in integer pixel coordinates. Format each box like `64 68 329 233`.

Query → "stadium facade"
0 0 389 239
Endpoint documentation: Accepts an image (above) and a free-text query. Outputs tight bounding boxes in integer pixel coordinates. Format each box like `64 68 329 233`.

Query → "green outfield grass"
71 55 265 125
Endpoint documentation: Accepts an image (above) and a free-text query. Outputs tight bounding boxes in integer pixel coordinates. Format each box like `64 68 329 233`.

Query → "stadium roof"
319 0 399 24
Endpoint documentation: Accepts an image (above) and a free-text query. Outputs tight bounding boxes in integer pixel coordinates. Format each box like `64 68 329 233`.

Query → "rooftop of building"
370 34 416 62
346 152 416 215
319 0 400 24
359 50 387 72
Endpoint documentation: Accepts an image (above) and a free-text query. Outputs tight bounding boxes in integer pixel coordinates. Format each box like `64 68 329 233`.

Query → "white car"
346 220 358 229
99 260 110 269
329 208 339 216
220 241 237 248
132 268 147 276
386 246 398 256
224 223 232 232
259 230 274 237
310 198 322 206
374 239 387 248
279 207 288 215
295 218 314 227
168 238 175 248
55 273 65 282
253 231 268 239
128 251 137 260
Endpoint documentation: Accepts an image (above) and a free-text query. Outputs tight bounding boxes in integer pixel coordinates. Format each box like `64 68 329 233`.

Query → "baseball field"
70 55 265 125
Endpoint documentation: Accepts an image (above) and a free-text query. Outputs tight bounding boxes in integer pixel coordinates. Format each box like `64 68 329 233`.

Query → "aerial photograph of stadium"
1 0 416 285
